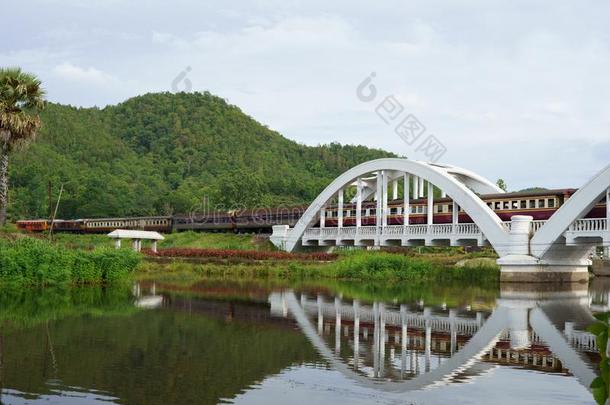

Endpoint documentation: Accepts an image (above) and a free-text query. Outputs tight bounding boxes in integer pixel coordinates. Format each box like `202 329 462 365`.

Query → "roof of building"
107 229 165 240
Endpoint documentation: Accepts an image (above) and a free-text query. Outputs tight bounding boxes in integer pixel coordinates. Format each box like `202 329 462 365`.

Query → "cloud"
53 62 116 85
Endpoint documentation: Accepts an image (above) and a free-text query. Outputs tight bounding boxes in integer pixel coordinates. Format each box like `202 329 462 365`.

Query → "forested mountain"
10 92 395 219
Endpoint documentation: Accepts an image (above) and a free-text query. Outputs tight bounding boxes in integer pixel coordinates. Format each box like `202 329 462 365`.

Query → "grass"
137 249 499 285
0 237 141 286
50 231 274 251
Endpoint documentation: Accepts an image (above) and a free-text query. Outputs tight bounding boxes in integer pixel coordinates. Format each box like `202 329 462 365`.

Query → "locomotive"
16 188 607 234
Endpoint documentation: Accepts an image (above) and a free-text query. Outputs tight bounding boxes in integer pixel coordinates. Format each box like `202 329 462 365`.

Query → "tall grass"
139 250 499 284
0 238 141 286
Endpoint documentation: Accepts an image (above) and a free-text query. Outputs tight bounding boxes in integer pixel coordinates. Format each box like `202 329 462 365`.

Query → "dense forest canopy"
10 92 395 220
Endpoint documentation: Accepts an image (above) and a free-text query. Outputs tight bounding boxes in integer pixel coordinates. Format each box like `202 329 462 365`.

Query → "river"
0 276 605 404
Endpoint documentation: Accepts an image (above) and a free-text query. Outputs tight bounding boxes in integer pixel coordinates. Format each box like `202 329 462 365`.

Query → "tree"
496 178 507 192
0 68 45 225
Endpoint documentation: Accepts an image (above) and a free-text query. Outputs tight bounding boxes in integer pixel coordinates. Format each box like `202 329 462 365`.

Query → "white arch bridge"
271 159 610 282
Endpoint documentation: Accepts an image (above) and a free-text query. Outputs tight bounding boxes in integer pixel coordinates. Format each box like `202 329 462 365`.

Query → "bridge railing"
569 218 608 232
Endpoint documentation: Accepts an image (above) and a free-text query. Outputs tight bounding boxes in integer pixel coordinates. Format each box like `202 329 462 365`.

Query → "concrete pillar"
114 238 121 249
413 176 419 199
151 240 158 253
320 207 326 228
606 188 610 231
132 239 138 252
392 179 398 200
419 177 425 198
427 181 434 226
338 189 344 229
508 215 533 256
382 171 388 227
356 178 362 228
376 171 383 234
404 173 410 228
452 201 459 225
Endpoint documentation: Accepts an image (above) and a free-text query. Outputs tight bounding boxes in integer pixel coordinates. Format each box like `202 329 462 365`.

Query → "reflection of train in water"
16 188 607 234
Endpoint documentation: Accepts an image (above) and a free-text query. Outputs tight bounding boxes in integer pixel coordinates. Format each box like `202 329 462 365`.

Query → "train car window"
448 204 453 212
520 200 527 209
365 209 370 216
512 201 519 209
370 209 376 216
528 200 535 209
548 198 555 208
538 199 545 208
494 201 501 210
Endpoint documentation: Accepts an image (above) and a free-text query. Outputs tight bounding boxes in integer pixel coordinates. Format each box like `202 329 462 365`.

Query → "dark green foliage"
9 92 395 219
588 312 610 404
0 237 141 286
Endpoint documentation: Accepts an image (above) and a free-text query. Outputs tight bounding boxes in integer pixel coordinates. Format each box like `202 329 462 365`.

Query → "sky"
2 0 609 190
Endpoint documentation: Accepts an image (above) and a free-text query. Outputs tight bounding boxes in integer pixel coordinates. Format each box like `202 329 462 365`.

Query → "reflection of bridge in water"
268 284 601 392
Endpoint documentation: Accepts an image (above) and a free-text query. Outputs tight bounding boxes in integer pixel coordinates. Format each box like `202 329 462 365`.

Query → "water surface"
0 277 605 404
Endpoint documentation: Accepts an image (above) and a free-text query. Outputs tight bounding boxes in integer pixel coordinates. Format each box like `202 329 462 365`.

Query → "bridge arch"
283 158 511 255
530 164 610 261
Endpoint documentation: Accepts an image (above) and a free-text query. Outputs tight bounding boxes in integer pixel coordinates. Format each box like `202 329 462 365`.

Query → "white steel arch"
284 158 511 255
531 164 610 260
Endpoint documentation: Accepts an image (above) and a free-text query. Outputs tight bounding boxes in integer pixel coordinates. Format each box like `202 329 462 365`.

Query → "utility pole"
48 183 64 241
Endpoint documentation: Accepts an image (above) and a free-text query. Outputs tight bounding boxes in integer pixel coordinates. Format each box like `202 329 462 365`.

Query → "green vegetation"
0 67 46 225
0 284 137 331
52 231 274 251
10 91 394 220
0 237 140 286
138 249 499 285
588 312 610 404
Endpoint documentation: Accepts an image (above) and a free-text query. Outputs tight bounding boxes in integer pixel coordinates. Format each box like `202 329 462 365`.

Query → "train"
16 188 607 234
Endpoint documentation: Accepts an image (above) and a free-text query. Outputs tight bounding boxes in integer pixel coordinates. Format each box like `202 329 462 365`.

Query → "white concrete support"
320 207 326 228
151 240 158 253
382 171 389 227
114 239 121 249
132 239 139 252
376 172 383 232
427 181 434 226
356 178 363 228
337 189 344 229
508 215 533 256
392 179 398 200
413 176 419 199
419 177 425 198
607 187 610 231
404 173 410 227
452 201 459 226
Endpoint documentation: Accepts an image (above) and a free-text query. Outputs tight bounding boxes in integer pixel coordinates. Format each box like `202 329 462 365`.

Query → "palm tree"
0 67 45 225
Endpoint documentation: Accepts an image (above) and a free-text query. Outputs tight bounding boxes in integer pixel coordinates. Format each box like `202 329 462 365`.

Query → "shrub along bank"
0 238 141 286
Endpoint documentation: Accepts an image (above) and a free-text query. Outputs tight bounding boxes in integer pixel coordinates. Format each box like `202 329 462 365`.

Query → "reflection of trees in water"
0 290 321 405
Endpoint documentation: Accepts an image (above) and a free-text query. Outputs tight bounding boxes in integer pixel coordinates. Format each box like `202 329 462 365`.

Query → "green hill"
10 92 395 220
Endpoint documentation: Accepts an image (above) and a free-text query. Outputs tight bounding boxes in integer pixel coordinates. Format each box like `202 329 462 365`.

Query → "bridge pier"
498 216 589 283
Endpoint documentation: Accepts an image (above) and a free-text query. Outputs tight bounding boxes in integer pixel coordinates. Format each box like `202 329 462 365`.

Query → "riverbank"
1 230 499 285
137 249 500 285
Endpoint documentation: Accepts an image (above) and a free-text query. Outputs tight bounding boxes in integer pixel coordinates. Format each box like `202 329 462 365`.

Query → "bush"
0 238 141 286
